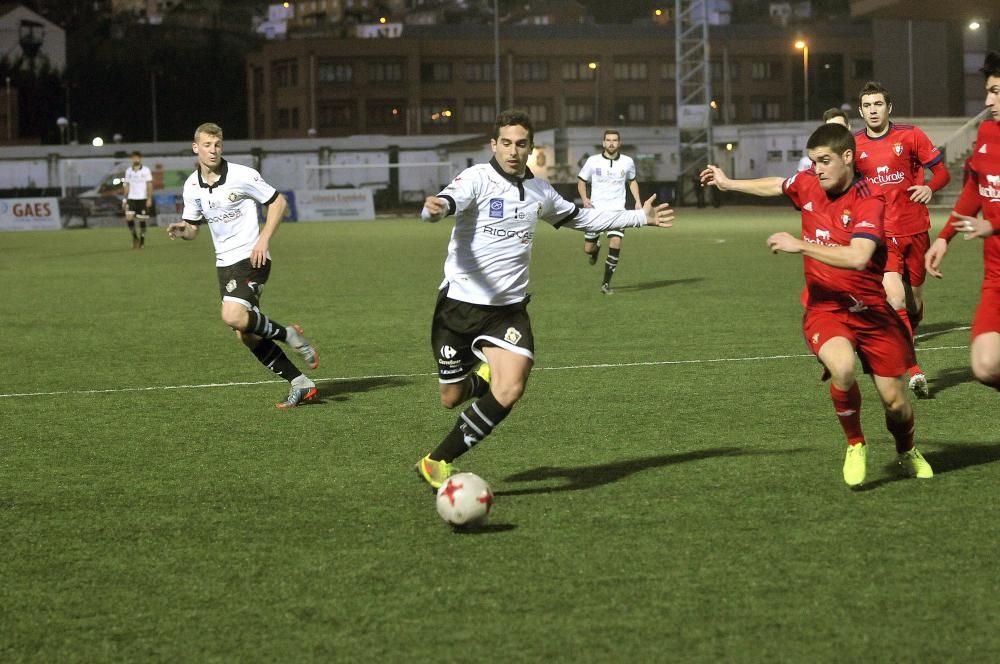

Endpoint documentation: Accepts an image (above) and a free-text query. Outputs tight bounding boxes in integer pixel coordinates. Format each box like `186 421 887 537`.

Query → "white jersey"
435 159 646 305
181 160 279 267
577 152 636 209
124 165 153 200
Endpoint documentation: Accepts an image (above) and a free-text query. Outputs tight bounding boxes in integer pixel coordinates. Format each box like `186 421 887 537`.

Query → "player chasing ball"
701 122 933 488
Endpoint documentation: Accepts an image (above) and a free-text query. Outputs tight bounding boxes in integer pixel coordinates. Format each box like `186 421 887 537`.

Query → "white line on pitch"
0 340 972 400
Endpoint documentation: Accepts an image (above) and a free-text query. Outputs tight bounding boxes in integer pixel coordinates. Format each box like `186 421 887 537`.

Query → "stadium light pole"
493 0 500 114
589 61 599 124
795 40 809 121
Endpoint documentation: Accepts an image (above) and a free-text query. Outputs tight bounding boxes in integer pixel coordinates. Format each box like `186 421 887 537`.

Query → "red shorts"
972 285 1000 339
802 305 915 377
885 232 930 287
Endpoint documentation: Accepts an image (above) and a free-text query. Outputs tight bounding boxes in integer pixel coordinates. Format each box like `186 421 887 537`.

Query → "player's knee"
491 381 525 407
221 308 247 330
439 386 464 409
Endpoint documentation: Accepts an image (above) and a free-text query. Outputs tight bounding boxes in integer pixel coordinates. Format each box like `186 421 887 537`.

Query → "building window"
318 102 354 128
565 101 594 124
710 61 739 81
751 61 782 81
659 100 676 123
318 60 353 83
613 62 647 81
421 62 452 83
661 62 676 80
517 102 548 124
465 63 496 82
367 101 405 126
369 62 403 82
463 102 495 124
276 108 301 130
562 62 596 81
514 61 548 82
614 99 648 123
853 58 873 79
751 99 782 121
272 59 298 87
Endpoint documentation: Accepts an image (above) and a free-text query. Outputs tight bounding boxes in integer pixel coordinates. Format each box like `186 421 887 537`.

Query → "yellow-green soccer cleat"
415 455 455 490
475 362 491 385
843 443 867 487
897 448 933 479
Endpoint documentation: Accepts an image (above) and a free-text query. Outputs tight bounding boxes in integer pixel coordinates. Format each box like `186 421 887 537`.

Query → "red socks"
830 382 864 446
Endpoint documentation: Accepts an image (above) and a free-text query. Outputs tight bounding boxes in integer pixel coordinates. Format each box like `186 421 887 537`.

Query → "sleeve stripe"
852 232 880 244
923 153 944 168
183 218 204 226
440 195 457 216
553 205 580 229
263 190 279 206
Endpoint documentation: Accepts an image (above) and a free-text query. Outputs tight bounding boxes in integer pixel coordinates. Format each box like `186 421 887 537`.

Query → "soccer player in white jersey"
415 110 676 489
578 130 641 294
166 123 320 409
122 150 153 249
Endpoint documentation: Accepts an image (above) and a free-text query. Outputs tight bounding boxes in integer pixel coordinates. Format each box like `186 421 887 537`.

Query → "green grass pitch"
2 207 999 661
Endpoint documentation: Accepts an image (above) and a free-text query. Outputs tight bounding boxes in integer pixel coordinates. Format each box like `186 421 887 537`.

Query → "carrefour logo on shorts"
489 198 504 218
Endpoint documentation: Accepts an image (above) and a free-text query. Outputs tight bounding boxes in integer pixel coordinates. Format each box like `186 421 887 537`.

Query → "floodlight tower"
675 0 713 205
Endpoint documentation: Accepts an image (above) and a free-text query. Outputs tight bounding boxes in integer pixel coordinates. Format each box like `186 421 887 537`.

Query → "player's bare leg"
872 373 932 479
971 332 1000 389
884 271 926 395
583 234 601 265
124 210 139 249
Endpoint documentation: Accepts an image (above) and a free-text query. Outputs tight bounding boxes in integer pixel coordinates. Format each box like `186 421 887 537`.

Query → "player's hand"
952 213 993 240
250 240 268 268
767 232 802 254
642 194 674 227
907 185 933 204
166 222 188 240
582 198 593 208
925 237 949 279
421 196 447 222
699 165 731 191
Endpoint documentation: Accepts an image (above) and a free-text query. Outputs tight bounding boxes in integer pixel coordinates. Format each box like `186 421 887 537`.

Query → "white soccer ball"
436 472 494 528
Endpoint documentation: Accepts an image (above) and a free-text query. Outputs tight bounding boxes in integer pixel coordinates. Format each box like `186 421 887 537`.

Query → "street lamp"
589 61 599 124
795 40 809 121
56 116 68 144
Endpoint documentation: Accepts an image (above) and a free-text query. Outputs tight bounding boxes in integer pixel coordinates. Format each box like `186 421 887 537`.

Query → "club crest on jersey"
489 198 504 218
811 333 821 345
225 279 237 293
840 209 852 228
859 151 868 159
228 192 239 202
893 142 903 156
504 327 522 344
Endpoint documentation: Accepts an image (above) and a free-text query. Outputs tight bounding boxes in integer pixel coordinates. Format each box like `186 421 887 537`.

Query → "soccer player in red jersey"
925 51 1000 390
854 81 951 398
701 123 933 488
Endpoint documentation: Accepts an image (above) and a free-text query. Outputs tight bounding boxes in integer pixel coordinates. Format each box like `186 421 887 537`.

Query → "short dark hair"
493 109 533 142
130 150 141 157
981 51 1000 79
806 123 855 156
822 108 848 123
603 129 621 139
859 81 891 106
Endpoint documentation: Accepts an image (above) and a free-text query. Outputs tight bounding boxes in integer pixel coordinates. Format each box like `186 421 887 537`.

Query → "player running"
854 81 951 397
701 123 933 488
925 51 1000 391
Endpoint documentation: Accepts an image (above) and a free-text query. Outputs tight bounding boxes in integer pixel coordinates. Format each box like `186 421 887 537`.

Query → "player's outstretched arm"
925 237 949 279
641 194 675 227
420 196 448 222
700 164 783 197
166 221 198 241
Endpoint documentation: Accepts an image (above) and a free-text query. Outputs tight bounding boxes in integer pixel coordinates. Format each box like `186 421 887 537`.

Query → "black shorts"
217 259 271 309
584 229 625 242
125 199 150 217
431 286 535 383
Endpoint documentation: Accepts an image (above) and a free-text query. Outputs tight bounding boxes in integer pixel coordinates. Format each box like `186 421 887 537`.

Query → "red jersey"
940 119 1000 285
783 170 888 312
854 123 943 237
